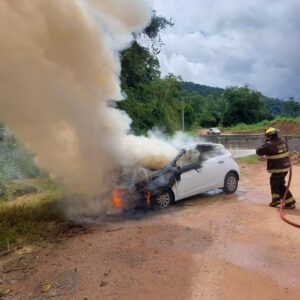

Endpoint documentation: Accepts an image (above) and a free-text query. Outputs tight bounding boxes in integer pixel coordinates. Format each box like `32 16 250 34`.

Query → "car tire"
154 190 173 209
223 172 238 194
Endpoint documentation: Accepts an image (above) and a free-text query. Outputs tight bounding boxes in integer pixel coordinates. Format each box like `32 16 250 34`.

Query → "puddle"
218 241 300 288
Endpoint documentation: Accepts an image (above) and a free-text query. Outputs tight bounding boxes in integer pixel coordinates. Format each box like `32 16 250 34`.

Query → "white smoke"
0 0 183 217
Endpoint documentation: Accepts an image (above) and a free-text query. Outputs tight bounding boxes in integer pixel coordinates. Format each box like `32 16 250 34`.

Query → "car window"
176 149 200 167
205 147 226 159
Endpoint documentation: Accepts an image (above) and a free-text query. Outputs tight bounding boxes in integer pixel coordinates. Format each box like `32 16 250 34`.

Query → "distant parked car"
207 128 221 135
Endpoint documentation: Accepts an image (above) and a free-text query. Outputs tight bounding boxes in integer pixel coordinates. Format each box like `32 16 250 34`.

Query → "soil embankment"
227 120 300 135
1 162 300 299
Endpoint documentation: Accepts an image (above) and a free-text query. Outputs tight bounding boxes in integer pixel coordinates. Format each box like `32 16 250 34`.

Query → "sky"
148 0 300 99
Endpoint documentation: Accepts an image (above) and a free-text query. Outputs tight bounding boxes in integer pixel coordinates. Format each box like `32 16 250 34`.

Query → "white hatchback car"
207 127 221 135
115 143 240 209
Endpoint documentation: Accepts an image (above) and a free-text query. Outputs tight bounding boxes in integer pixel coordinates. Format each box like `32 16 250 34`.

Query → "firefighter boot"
269 200 281 207
284 196 296 209
269 194 281 207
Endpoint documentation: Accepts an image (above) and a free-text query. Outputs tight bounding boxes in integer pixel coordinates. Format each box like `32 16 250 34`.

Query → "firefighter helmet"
265 127 278 137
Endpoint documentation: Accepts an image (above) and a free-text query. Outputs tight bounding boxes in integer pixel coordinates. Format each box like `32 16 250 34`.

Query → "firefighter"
256 127 296 209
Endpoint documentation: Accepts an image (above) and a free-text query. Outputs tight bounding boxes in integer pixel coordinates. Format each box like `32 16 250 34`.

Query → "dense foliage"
222 86 265 126
0 131 47 199
182 81 224 97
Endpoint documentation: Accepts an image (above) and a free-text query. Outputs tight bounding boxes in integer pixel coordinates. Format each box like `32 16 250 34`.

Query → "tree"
120 42 160 90
141 11 174 55
118 11 175 134
150 74 183 132
120 11 173 91
263 97 285 119
222 85 265 126
184 93 220 128
283 97 300 117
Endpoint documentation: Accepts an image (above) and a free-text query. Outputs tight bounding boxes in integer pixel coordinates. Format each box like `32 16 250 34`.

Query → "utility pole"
182 97 185 132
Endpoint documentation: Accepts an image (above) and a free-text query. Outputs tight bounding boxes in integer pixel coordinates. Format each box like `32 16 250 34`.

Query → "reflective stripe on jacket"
256 136 291 173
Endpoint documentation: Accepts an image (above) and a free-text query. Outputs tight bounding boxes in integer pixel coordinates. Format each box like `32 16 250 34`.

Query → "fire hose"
279 166 300 228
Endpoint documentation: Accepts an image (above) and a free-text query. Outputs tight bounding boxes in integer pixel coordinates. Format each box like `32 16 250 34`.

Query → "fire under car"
113 143 240 209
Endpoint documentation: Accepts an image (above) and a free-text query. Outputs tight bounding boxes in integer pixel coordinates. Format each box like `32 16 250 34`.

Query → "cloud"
149 0 300 99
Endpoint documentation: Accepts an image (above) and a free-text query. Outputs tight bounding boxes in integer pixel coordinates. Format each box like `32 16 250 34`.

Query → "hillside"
225 119 300 135
182 81 300 119
182 81 224 96
270 119 300 135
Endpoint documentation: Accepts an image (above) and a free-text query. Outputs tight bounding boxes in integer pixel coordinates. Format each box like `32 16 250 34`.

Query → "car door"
175 167 202 200
174 150 202 199
175 153 228 200
197 154 227 192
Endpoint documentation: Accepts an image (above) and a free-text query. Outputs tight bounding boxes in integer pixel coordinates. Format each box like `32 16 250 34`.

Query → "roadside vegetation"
222 121 271 132
222 117 300 134
0 130 64 253
0 179 64 253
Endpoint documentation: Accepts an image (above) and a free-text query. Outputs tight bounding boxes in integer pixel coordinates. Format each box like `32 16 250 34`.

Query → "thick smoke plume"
0 0 177 206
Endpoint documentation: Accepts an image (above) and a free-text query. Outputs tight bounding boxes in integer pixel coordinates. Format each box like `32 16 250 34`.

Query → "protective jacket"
256 136 290 173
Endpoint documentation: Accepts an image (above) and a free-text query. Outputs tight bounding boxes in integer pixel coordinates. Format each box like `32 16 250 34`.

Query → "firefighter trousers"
270 172 296 206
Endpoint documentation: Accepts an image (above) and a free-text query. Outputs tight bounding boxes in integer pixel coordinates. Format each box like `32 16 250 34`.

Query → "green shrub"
0 134 48 200
0 136 47 181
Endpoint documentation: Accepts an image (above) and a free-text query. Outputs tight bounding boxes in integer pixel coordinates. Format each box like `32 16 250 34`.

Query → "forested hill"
181 81 297 118
182 81 224 97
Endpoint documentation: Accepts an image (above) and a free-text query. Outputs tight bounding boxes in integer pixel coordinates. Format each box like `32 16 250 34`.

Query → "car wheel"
223 172 238 194
154 191 173 208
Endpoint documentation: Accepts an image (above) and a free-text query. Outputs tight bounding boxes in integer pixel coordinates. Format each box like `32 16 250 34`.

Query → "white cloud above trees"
148 0 300 99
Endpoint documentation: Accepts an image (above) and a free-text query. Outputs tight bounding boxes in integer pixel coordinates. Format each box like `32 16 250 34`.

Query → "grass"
236 154 260 164
0 179 40 202
222 117 300 132
0 133 70 253
222 120 271 132
0 179 65 253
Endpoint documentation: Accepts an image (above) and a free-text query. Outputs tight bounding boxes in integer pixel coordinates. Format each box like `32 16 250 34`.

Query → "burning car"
113 143 240 209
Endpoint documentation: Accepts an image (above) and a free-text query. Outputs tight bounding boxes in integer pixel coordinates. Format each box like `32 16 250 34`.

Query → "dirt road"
1 163 300 299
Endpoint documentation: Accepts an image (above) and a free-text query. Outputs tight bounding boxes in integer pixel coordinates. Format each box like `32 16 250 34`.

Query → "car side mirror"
195 163 202 173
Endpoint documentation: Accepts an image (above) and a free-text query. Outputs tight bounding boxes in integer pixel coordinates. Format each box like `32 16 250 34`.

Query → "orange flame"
145 191 151 208
112 189 126 209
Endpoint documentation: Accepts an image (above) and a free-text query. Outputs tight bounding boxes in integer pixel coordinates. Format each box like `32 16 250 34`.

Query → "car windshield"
119 144 227 186
176 149 200 167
